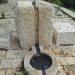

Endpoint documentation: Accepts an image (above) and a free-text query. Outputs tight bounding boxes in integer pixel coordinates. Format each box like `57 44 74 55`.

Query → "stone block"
56 57 67 65
6 69 16 75
0 4 15 18
0 18 16 49
0 58 23 69
6 50 23 59
0 59 13 69
15 1 35 49
0 18 16 32
0 31 10 49
53 22 75 46
38 1 53 48
0 70 5 75
0 51 6 59
15 1 53 49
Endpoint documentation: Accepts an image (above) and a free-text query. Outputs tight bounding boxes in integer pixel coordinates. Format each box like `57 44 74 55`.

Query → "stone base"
24 46 57 75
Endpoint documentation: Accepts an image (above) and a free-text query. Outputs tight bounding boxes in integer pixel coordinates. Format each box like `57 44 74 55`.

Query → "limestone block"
38 1 53 48
0 51 6 59
0 18 16 32
0 4 15 18
0 19 13 49
15 1 35 49
0 70 5 75
0 30 10 49
0 59 13 69
12 58 23 68
0 58 23 69
0 38 10 49
0 12 2 18
6 50 23 59
56 57 68 65
53 22 75 46
6 69 16 75
56 66 66 75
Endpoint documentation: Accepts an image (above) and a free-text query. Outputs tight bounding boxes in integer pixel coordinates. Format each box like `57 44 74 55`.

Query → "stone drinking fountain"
15 1 57 75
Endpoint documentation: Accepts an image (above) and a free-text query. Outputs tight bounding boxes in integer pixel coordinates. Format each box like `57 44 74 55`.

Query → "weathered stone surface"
53 22 75 46
15 1 35 50
0 70 5 75
0 35 10 49
56 66 66 75
0 51 6 59
38 1 53 48
0 18 16 49
10 31 21 50
56 57 67 65
0 4 15 18
0 58 23 69
6 50 23 59
0 18 16 32
0 59 13 69
12 58 23 68
6 69 16 75
56 57 75 65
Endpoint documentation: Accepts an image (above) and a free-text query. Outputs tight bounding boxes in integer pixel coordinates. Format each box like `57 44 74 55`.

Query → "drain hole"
30 53 52 70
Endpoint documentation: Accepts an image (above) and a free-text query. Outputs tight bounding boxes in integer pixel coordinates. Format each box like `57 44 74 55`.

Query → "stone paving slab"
0 50 23 69
0 70 5 75
0 51 6 59
6 50 23 59
0 18 16 32
6 69 16 75
0 18 16 49
0 4 15 18
0 37 10 49
0 58 23 69
38 1 53 48
53 22 75 46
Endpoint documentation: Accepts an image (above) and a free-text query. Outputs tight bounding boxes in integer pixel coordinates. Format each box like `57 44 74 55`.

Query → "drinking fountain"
15 1 57 75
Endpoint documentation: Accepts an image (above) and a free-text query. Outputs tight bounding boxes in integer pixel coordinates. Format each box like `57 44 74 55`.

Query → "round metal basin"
30 53 52 70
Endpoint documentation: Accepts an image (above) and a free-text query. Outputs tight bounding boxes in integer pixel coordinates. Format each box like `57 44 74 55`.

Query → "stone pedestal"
24 46 57 75
15 1 36 50
15 1 53 50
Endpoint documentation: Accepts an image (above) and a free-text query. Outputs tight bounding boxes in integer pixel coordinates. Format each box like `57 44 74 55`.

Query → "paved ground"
0 1 75 75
